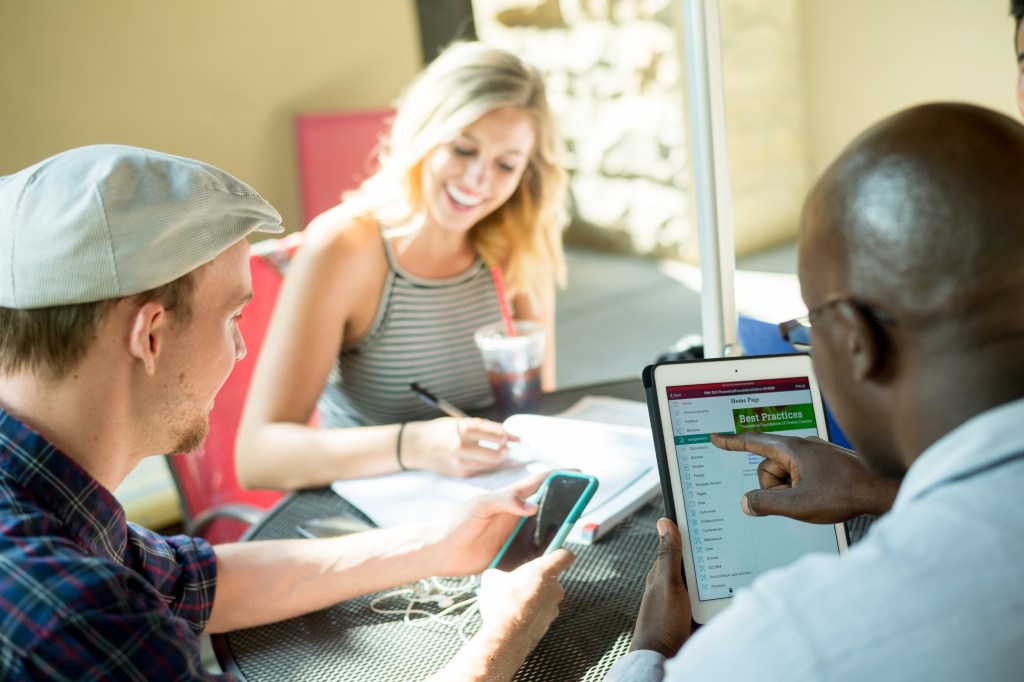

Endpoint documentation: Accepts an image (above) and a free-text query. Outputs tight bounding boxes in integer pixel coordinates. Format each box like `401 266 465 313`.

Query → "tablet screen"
666 375 843 602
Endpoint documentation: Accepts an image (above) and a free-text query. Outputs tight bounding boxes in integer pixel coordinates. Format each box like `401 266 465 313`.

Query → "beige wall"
0 0 422 233
2 1 1021 247
800 0 1019 178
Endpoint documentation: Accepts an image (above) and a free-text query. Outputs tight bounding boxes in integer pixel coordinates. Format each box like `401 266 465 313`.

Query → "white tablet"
643 354 848 624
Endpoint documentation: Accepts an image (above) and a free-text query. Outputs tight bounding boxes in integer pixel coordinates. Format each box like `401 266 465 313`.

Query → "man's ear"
127 302 168 376
832 301 885 383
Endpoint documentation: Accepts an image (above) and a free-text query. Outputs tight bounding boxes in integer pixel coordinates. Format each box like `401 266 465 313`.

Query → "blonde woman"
237 42 568 489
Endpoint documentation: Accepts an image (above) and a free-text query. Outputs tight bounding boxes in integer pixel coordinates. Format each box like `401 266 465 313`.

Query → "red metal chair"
295 108 393 225
169 111 391 544
165 233 305 545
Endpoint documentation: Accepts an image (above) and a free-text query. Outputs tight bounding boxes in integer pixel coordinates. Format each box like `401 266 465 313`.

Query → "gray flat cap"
0 144 284 308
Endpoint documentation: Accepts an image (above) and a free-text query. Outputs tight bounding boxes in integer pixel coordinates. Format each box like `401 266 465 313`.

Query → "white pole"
681 0 739 358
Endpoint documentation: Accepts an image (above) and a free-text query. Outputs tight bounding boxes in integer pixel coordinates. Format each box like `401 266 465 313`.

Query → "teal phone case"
488 471 599 569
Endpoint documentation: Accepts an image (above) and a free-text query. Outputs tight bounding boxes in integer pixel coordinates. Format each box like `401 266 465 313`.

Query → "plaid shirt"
0 410 228 680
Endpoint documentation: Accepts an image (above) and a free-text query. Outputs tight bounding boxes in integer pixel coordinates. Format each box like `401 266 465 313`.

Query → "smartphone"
295 515 373 539
489 472 599 571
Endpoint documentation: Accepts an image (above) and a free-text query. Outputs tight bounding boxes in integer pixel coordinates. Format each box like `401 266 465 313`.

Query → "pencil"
410 382 470 419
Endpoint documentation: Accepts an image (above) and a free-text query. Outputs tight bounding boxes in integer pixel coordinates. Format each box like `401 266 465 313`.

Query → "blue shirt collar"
894 397 1024 509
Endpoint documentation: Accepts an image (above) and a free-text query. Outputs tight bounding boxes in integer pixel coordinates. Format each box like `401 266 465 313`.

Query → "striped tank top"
316 236 503 428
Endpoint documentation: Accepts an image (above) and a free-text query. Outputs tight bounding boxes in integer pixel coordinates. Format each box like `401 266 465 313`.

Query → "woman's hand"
401 417 517 477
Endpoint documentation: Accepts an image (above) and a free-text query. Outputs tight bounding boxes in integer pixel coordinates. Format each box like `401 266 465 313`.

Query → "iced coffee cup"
473 320 545 418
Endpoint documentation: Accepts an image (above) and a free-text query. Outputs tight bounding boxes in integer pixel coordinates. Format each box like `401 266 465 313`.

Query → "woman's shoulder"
306 205 380 246
301 207 383 265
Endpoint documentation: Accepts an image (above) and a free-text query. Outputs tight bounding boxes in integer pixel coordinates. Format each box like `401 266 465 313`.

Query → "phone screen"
492 474 594 572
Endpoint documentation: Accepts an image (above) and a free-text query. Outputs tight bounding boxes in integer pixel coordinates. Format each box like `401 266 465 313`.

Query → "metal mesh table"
214 488 662 681
213 376 874 681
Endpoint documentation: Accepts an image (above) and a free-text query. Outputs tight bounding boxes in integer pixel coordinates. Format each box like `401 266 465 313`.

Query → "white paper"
331 396 659 544
556 395 652 429
502 415 652 516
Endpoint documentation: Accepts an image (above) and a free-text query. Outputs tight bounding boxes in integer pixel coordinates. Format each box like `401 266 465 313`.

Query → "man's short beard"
167 417 210 456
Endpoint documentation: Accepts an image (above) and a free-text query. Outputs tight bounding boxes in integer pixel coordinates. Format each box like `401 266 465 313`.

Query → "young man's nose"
234 329 247 362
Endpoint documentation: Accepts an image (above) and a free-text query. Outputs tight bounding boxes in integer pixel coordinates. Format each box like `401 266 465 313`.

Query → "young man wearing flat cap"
0 145 572 681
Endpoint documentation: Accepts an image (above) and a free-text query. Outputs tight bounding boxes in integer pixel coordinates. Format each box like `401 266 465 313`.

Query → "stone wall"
471 0 808 262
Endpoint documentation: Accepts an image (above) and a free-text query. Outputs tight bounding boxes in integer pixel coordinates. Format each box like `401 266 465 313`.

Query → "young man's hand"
427 548 574 682
426 471 549 577
479 549 575 648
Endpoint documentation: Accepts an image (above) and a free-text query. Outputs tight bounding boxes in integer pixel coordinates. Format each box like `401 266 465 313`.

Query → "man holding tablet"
607 103 1024 679
643 355 851 624
655 0 1024 530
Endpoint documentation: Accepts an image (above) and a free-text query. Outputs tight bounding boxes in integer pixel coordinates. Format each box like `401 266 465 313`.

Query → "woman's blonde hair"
343 41 567 301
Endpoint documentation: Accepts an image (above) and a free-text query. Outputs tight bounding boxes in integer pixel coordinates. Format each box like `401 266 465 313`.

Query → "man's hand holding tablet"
630 518 692 658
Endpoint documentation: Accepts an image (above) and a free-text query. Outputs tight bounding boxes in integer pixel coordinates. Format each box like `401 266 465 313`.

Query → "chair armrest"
188 503 264 537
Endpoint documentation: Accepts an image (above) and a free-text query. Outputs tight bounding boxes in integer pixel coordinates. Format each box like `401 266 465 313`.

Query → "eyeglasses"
779 298 896 350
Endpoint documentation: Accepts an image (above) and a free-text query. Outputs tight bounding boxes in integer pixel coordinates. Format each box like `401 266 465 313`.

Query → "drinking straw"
490 265 516 337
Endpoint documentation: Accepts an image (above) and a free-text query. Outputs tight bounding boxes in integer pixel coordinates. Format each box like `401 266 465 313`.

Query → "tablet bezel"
650 354 849 624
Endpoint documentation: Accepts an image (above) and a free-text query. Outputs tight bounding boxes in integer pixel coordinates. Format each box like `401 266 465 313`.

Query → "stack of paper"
331 396 660 545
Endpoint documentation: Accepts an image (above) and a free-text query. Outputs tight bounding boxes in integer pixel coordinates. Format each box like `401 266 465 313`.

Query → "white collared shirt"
605 398 1024 681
